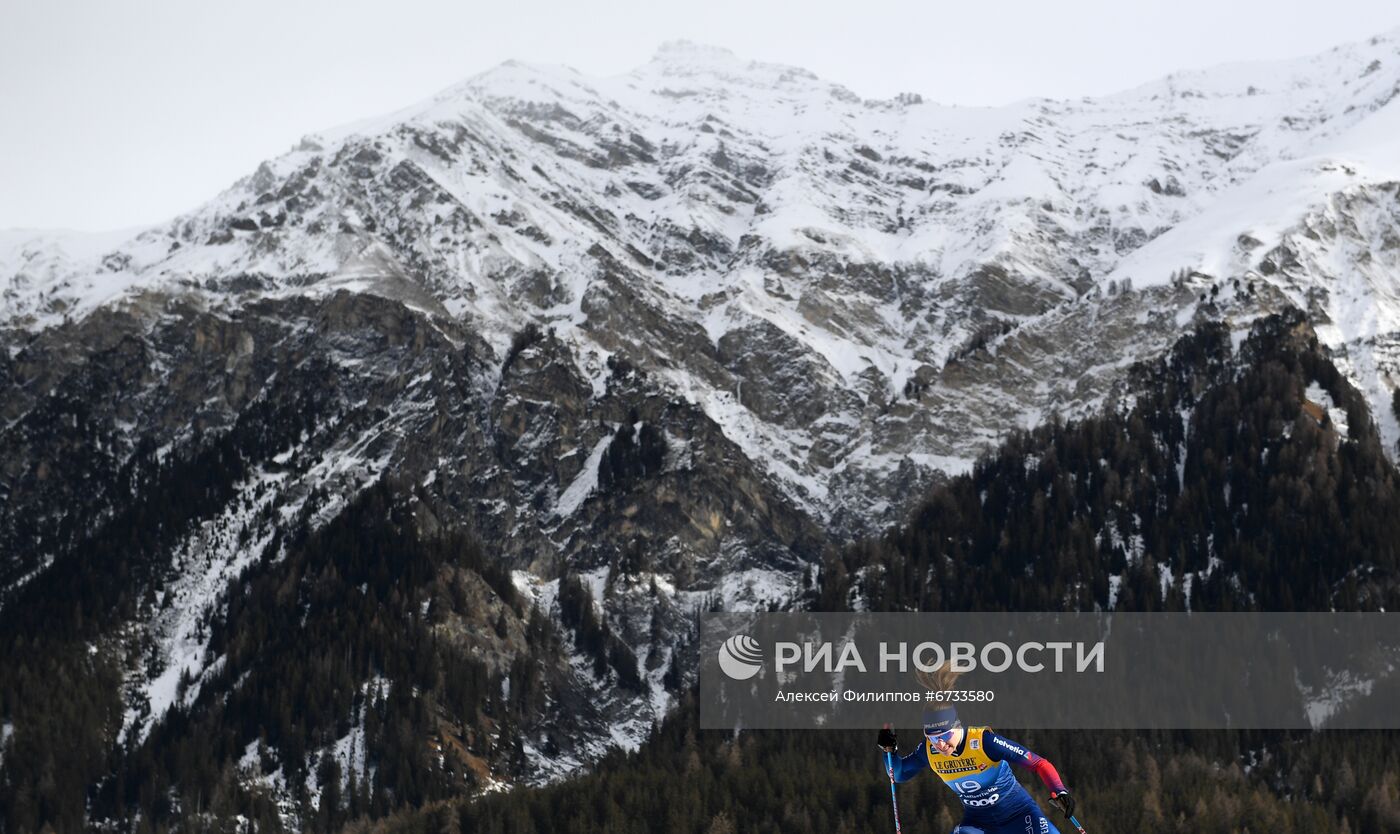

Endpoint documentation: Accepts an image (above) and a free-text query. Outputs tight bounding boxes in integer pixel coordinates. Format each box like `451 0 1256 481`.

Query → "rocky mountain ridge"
7 31 1400 536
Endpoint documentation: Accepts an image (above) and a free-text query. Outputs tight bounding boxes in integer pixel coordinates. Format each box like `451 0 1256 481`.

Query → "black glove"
877 727 897 753
1050 790 1075 817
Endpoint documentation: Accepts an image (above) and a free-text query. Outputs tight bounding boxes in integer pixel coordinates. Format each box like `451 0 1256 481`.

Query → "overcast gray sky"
3 0 1398 231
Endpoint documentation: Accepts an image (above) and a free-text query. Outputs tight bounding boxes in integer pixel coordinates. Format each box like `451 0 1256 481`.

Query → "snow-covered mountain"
7 34 1400 533
4 28 1400 817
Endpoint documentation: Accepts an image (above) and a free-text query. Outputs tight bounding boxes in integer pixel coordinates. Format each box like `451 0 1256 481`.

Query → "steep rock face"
0 286 823 798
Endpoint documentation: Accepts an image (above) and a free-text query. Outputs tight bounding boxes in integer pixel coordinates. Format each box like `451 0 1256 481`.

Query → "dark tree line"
362 700 1400 834
0 359 343 834
821 311 1399 615
0 349 563 833
88 483 516 832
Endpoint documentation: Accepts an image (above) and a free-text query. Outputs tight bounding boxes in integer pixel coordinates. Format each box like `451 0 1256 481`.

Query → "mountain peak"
636 40 825 91
650 40 739 64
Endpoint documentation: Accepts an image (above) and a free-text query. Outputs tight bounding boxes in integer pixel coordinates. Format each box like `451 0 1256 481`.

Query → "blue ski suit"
881 726 1064 834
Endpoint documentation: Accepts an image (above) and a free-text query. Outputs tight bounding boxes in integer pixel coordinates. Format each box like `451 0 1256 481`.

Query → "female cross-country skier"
877 707 1075 834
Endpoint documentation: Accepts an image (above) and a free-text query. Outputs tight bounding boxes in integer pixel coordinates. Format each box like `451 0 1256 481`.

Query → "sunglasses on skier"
924 727 957 745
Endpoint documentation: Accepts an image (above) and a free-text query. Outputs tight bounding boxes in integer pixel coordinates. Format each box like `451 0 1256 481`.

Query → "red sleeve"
983 729 1066 794
1028 755 1066 795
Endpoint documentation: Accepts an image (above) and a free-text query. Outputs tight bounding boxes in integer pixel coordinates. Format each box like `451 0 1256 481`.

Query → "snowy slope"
5 30 1400 532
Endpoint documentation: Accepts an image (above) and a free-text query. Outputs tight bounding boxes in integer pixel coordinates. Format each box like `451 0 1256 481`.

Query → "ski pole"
1065 813 1088 834
882 723 902 834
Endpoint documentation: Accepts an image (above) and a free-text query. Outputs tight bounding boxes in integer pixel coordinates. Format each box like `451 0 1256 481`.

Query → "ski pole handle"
1050 788 1086 833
